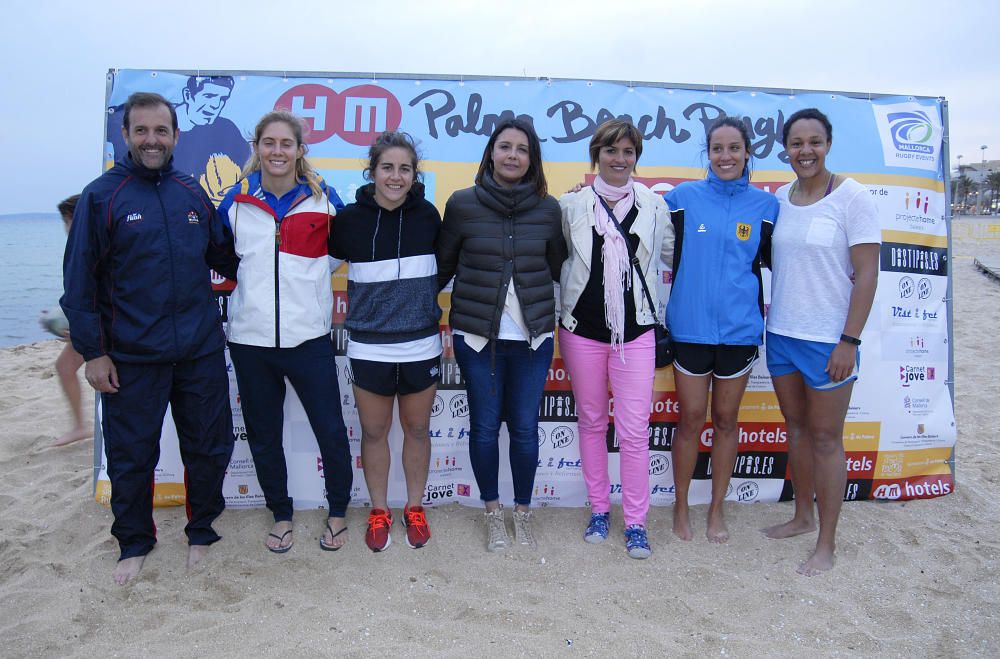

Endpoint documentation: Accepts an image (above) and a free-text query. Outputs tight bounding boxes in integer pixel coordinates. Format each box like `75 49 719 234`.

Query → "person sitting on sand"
62 91 239 586
50 195 91 447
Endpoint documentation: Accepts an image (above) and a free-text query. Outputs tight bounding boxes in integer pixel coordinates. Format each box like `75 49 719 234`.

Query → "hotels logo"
873 483 902 500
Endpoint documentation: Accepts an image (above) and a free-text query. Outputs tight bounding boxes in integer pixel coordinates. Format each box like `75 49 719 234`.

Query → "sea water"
0 214 66 347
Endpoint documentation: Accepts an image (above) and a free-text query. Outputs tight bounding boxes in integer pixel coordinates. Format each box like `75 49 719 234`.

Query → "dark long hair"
474 118 548 197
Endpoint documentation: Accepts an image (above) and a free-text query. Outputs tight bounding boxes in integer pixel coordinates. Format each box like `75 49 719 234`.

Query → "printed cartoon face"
709 125 749 181
785 118 832 181
122 104 178 170
490 127 530 187
256 120 304 183
373 146 415 210
597 137 637 187
184 82 232 126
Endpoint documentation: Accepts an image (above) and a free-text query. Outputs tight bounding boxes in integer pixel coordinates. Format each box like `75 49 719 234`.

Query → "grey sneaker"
485 507 509 552
512 509 536 548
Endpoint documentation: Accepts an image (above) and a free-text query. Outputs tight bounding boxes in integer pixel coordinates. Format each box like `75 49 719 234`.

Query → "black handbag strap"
595 190 663 325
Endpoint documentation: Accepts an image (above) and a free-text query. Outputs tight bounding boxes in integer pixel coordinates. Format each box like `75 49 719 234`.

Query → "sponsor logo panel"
700 422 788 452
871 102 942 172
872 474 953 500
539 391 578 422
737 392 784 422
845 451 877 479
606 422 679 452
874 447 952 479
880 238 947 277
545 358 573 392
843 422 881 452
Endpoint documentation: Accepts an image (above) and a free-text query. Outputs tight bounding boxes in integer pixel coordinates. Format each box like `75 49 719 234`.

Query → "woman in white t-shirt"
762 108 880 576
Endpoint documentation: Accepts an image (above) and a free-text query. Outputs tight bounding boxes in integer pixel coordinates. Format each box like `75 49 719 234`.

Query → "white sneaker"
512 509 536 548
485 506 508 552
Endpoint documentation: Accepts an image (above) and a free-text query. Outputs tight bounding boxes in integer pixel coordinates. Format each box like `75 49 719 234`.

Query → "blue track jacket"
665 169 779 345
61 155 238 363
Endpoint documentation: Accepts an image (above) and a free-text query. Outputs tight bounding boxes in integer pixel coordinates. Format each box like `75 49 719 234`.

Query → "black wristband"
840 334 861 346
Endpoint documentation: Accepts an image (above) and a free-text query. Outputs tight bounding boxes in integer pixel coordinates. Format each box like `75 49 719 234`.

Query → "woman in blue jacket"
666 116 779 543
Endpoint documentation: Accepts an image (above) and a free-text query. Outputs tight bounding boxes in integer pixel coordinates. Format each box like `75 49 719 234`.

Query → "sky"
2 0 997 214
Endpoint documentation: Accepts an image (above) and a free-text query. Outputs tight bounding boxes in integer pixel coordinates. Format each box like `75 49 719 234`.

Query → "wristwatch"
840 334 862 346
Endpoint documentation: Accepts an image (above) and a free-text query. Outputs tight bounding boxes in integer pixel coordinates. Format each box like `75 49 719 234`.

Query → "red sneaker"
365 509 393 552
403 504 431 548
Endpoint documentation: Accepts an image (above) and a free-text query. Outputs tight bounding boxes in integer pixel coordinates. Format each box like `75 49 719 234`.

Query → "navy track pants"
228 335 352 520
102 351 234 560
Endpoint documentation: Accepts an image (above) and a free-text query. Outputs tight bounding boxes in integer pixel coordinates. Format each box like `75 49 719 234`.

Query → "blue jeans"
453 335 553 506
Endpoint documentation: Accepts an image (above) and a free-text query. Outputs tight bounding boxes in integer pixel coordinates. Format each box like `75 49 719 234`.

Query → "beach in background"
0 217 997 656
0 214 67 347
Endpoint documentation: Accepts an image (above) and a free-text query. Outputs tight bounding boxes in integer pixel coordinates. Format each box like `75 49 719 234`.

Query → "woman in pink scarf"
558 119 674 558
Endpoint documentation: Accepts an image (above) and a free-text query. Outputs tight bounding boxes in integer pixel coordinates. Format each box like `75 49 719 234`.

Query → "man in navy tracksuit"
61 91 239 585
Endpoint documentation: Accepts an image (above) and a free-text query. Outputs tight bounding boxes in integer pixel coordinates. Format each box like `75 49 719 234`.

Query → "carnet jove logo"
871 102 942 173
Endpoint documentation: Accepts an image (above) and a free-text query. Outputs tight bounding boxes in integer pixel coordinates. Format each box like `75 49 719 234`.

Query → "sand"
2 217 998 657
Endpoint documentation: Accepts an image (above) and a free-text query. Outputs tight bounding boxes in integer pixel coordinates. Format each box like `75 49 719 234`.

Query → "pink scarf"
592 175 635 357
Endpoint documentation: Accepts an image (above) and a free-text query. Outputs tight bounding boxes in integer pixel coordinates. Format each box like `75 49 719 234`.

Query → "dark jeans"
229 335 352 520
102 351 234 560
452 335 553 506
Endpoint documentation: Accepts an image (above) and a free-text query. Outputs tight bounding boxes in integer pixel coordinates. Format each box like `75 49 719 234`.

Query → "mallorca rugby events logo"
871 102 942 172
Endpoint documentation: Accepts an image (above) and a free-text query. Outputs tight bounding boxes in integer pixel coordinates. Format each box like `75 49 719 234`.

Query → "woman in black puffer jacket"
436 118 567 552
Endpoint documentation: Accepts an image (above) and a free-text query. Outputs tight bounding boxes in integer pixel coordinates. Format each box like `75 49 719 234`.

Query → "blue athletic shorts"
765 332 859 390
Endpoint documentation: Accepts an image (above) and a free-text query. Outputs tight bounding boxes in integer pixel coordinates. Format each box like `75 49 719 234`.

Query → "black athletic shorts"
350 356 441 396
672 342 759 379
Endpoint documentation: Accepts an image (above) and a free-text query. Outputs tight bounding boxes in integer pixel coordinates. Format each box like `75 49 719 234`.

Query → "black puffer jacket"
437 175 567 341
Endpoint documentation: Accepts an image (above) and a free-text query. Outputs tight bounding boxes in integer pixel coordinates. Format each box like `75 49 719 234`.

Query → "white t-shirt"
767 177 881 343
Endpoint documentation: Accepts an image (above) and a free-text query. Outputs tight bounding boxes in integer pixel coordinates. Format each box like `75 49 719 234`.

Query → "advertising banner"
94 69 955 510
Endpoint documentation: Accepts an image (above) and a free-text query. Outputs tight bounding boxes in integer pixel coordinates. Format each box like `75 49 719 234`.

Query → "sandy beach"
2 218 997 657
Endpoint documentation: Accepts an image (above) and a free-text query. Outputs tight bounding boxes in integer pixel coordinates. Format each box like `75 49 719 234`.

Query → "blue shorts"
765 332 859 390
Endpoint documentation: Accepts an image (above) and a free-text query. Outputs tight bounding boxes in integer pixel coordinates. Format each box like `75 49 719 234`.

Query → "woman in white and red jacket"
219 111 352 554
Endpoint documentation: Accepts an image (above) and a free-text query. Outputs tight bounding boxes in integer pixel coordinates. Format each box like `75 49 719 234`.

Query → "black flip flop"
320 519 348 551
266 528 293 554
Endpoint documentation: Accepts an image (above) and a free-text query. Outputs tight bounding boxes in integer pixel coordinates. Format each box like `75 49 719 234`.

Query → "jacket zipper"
274 218 281 347
155 179 180 358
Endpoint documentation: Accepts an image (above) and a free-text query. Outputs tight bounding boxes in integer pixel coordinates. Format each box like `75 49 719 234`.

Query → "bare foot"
265 520 293 552
321 517 348 550
762 518 816 539
672 504 693 541
53 427 92 447
187 544 210 570
797 546 835 576
113 555 145 586
706 508 729 544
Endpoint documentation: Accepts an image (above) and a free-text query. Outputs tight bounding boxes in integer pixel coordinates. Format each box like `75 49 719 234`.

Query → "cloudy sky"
2 0 995 214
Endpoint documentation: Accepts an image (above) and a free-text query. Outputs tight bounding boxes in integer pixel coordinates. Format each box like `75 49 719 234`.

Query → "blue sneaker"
584 512 610 544
624 524 652 559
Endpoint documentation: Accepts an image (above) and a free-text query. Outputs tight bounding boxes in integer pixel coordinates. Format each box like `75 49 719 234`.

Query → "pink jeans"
559 328 654 526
